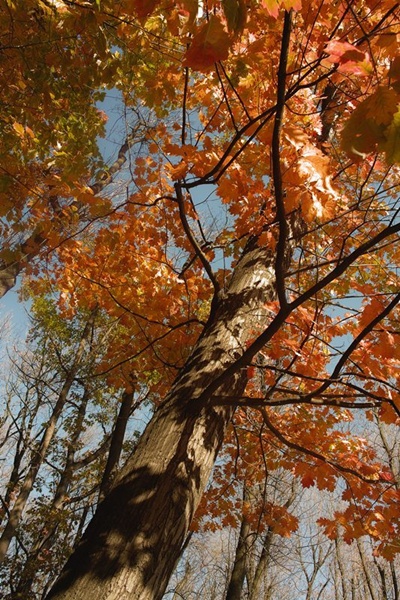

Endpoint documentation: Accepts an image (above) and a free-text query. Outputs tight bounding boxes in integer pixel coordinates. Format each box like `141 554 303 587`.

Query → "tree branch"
174 182 220 293
272 9 292 309
260 408 386 484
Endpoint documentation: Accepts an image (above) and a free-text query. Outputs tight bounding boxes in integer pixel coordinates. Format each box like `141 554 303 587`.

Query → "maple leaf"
341 86 400 161
261 0 301 18
325 40 372 76
282 0 301 12
301 473 315 488
379 469 394 482
261 0 280 18
341 102 384 159
358 297 385 330
12 122 25 137
222 0 247 34
183 15 232 71
321 520 337 540
168 160 190 180
365 87 399 126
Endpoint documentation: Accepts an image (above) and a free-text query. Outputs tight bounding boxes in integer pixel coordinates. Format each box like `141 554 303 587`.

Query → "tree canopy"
0 0 400 598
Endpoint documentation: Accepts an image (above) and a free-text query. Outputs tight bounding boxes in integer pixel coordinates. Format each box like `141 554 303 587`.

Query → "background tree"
0 297 148 597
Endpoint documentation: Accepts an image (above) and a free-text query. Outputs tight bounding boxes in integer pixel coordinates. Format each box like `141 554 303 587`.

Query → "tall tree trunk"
0 392 39 528
356 539 378 600
391 562 399 600
47 238 290 600
99 386 136 501
247 527 274 600
225 485 251 600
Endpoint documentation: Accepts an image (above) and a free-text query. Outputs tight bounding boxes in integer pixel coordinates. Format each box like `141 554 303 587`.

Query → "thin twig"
174 182 220 292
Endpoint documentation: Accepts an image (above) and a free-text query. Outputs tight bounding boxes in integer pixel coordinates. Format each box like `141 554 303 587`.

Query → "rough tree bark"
46 235 292 600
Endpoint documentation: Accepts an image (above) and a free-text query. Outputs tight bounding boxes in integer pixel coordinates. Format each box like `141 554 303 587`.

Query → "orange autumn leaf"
262 0 301 18
183 15 232 71
168 160 190 180
261 0 280 18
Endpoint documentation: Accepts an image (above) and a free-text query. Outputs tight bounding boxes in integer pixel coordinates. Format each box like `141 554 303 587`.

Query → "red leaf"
129 0 160 18
301 473 315 488
379 470 395 482
325 40 372 76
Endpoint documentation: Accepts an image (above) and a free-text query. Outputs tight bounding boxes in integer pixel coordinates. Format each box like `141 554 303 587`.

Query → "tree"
1 0 400 599
0 297 146 597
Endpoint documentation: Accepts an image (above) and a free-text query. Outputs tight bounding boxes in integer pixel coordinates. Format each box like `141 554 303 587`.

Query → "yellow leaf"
12 122 25 137
25 126 35 139
261 0 279 17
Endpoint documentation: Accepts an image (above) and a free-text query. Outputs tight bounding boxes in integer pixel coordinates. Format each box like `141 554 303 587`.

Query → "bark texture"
46 240 280 600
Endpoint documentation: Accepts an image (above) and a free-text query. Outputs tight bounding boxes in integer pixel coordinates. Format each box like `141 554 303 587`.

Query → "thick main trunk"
48 393 234 600
46 241 280 600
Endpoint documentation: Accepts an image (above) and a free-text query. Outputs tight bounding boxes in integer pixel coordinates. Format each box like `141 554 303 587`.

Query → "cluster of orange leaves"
5 0 400 556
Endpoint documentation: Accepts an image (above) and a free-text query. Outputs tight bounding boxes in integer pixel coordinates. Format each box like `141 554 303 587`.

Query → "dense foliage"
0 0 400 598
